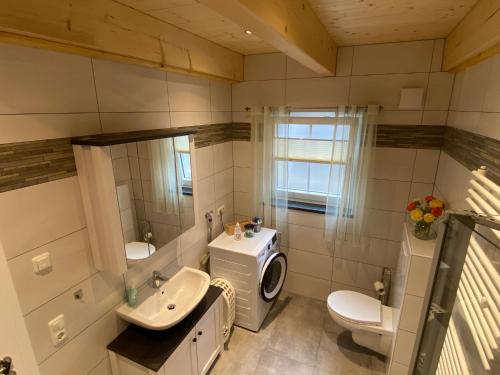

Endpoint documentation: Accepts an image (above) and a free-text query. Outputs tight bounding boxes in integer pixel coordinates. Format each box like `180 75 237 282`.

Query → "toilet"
327 290 394 356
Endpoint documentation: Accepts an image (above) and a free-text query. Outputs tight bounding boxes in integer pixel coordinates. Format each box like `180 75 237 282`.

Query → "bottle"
234 222 242 241
127 284 138 307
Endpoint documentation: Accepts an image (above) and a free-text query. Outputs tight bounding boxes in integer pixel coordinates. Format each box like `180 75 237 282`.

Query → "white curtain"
324 105 378 245
251 107 289 245
148 138 179 214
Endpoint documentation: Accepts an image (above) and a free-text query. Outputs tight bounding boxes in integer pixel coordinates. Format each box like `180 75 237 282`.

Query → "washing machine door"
260 252 287 302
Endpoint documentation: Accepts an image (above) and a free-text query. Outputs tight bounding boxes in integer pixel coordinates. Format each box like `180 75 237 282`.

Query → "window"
174 136 192 194
275 111 351 209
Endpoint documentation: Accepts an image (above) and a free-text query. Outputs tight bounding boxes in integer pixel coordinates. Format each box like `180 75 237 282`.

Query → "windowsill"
287 200 326 214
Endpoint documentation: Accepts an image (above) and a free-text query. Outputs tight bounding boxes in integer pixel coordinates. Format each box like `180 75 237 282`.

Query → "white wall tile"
234 191 252 217
482 54 500 112
335 47 354 76
232 80 286 111
213 142 233 173
211 111 232 124
195 146 214 180
286 77 350 107
364 209 405 242
215 192 234 228
412 149 440 183
25 271 123 363
287 248 333 280
92 59 169 112
288 224 330 256
234 167 252 193
38 310 126 375
167 72 210 111
9 229 95 315
424 72 454 111
232 111 251 123
210 80 232 112
330 281 377 299
0 114 101 144
197 176 216 210
446 110 481 132
366 180 411 212
399 295 424 333
409 183 433 200
170 111 212 127
434 152 470 209
0 43 97 114
378 110 422 125
477 112 500 140
406 256 432 297
334 237 400 269
352 41 433 75
392 330 416 366
0 177 86 259
233 141 253 167
244 53 286 80
389 361 410 375
349 73 428 110
287 210 324 229
283 271 331 301
370 148 416 181
421 110 448 125
332 257 382 291
214 168 233 199
286 56 324 79
430 39 445 72
449 58 491 111
88 359 112 375
100 112 171 133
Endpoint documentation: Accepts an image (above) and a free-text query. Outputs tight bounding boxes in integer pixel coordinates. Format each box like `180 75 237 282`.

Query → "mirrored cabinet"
71 129 197 275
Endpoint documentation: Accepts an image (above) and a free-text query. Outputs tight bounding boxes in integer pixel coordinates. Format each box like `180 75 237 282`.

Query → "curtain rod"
244 105 383 111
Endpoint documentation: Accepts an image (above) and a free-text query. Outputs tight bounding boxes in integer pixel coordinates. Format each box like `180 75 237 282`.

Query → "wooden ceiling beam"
0 0 244 81
443 0 500 72
199 0 337 75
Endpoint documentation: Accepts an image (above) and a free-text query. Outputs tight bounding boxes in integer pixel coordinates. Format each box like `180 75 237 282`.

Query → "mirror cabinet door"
110 135 195 266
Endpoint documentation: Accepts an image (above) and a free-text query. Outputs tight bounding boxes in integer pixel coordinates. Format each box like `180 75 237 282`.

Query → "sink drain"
167 304 176 310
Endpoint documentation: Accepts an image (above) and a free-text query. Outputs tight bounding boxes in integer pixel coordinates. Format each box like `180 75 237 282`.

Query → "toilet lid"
328 291 382 325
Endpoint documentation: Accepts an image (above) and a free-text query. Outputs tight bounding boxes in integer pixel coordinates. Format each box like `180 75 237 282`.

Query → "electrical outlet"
217 205 225 217
48 314 67 346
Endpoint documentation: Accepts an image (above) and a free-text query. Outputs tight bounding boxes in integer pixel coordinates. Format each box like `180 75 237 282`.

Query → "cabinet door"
195 299 223 375
163 328 198 375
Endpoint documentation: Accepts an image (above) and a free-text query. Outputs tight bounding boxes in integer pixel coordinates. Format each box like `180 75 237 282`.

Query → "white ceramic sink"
116 267 210 330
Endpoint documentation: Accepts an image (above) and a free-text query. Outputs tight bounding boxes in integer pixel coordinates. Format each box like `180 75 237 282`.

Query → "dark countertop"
107 285 223 372
71 128 196 146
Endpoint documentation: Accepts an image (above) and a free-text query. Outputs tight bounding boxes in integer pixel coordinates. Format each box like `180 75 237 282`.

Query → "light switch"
32 252 52 274
48 314 67 346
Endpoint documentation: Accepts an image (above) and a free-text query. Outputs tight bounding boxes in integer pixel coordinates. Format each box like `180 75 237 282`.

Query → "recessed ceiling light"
244 29 252 35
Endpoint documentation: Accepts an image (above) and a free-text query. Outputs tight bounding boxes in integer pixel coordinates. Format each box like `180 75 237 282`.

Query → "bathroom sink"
116 267 210 330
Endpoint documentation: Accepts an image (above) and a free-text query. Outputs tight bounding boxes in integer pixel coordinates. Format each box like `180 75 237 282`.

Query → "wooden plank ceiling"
117 0 277 54
119 0 479 54
309 0 479 46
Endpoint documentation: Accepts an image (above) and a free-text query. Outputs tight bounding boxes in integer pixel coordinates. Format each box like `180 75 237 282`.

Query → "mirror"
110 135 194 265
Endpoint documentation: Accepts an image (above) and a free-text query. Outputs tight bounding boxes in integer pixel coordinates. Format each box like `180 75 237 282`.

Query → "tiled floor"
208 292 386 375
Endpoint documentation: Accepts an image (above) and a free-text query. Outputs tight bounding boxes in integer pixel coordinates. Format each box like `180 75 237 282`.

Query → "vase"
413 221 437 240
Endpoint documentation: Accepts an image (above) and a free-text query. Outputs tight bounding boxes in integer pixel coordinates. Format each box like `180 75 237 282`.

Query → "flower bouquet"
407 195 445 240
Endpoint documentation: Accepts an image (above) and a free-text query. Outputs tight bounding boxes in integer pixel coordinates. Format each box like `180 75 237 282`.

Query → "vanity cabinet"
108 288 223 375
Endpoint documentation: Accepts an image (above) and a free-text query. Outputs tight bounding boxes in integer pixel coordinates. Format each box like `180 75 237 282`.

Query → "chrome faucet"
152 270 168 289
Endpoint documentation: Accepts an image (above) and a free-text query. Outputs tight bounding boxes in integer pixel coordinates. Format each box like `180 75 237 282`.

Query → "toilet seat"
327 291 394 335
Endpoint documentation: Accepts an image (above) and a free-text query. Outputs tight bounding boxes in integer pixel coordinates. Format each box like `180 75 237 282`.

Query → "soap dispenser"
234 222 242 241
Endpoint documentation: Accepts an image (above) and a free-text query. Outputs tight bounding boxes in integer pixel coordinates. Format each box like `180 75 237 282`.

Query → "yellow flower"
424 213 435 223
429 199 443 208
410 208 423 221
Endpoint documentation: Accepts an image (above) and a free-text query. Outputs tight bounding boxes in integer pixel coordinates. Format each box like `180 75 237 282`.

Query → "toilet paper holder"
374 267 391 305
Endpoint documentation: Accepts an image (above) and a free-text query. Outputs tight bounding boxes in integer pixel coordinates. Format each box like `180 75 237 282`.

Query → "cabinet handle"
192 337 197 343
198 331 203 336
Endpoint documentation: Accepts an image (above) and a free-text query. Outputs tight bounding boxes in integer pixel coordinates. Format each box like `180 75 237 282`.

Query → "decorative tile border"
375 125 445 149
442 127 500 185
0 123 252 193
0 138 76 193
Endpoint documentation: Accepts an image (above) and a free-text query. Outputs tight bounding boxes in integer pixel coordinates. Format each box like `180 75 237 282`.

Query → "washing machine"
208 227 287 332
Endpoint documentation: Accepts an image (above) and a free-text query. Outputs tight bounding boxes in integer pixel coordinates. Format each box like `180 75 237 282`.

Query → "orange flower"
431 207 443 217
